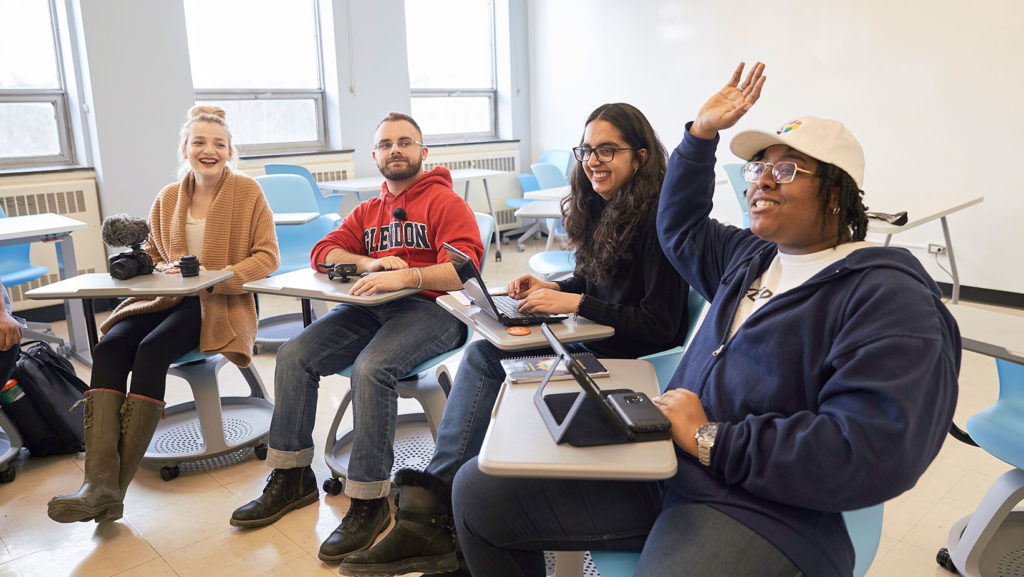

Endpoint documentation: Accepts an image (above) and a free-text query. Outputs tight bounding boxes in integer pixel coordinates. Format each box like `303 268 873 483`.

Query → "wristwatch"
695 422 719 467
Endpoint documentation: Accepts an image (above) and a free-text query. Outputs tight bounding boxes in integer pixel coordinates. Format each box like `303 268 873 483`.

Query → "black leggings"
90 297 201 400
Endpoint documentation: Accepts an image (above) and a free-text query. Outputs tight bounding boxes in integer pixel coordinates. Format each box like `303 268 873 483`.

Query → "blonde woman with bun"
48 105 280 524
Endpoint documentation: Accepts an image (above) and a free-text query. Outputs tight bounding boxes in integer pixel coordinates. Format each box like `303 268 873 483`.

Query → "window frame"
0 0 75 169
408 0 498 142
187 0 328 155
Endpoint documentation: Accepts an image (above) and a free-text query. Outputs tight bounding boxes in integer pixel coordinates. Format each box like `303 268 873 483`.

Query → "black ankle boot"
340 469 458 576
318 496 392 562
230 466 318 528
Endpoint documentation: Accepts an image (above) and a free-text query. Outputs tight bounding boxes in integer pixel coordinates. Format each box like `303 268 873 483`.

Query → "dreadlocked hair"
562 103 667 285
814 162 868 245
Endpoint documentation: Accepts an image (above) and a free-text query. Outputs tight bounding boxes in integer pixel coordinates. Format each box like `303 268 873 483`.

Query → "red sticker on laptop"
506 326 531 336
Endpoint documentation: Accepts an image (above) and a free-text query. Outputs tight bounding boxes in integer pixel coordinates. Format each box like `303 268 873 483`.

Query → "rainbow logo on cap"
776 120 802 135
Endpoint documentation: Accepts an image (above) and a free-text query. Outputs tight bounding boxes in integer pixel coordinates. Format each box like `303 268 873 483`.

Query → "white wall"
527 0 1023 295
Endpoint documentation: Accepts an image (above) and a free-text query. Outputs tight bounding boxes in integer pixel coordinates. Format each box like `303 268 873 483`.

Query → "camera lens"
179 255 200 277
109 257 140 280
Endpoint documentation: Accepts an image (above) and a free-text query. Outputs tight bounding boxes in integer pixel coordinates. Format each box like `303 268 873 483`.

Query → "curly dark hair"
562 103 667 284
815 162 868 245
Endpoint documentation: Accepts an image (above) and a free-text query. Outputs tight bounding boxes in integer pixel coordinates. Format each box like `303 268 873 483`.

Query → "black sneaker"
230 466 318 528
317 497 391 562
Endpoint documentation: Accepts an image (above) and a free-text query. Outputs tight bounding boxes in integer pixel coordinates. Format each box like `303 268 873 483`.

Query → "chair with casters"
0 206 67 353
505 173 545 252
539 149 573 180
253 174 338 350
528 250 575 282
144 349 273 481
321 213 494 496
723 163 750 228
938 358 1024 577
264 163 345 224
531 162 569 190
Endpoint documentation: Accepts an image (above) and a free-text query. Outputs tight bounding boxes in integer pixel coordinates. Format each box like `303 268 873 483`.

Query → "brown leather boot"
47 389 125 523
115 394 165 505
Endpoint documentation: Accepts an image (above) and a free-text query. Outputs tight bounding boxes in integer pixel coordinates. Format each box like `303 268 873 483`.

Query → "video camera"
316 262 358 282
101 214 155 280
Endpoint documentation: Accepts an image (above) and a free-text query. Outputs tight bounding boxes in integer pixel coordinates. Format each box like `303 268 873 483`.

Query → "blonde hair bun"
187 105 227 121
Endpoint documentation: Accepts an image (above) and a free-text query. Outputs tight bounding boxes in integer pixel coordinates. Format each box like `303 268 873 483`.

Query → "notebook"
442 242 568 326
500 353 608 384
533 323 671 447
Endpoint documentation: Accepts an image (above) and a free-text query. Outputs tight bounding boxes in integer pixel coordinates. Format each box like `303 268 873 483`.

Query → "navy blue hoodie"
656 127 960 577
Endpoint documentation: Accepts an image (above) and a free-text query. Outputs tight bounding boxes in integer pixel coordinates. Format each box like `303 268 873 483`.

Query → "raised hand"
690 62 766 140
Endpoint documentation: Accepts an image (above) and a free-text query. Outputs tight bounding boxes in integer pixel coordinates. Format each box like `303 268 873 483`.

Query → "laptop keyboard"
492 295 553 320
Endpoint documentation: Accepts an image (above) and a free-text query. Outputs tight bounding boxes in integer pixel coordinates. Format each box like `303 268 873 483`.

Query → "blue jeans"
267 295 466 499
453 459 802 577
425 339 590 485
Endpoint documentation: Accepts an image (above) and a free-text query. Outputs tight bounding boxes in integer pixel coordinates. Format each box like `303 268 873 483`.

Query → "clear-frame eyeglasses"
375 138 424 151
743 161 815 184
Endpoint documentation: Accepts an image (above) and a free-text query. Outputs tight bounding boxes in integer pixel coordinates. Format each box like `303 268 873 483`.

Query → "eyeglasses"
572 146 636 163
375 138 423 151
743 161 815 184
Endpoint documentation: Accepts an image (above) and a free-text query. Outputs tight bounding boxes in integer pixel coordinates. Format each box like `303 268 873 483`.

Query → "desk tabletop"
514 200 562 219
947 304 1024 364
524 185 570 202
865 194 983 236
243 268 419 305
478 358 677 480
436 294 614 351
272 211 320 225
319 167 508 194
25 270 234 299
0 213 88 242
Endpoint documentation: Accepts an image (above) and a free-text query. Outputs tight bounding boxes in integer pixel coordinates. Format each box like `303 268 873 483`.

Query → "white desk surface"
524 185 570 202
436 294 614 352
272 211 319 225
864 194 983 236
243 268 418 305
25 270 234 299
947 304 1024 364
478 358 677 480
0 213 88 242
319 167 508 194
514 200 562 219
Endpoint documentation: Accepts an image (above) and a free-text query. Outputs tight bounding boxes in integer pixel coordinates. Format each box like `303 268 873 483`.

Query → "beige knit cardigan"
100 170 279 367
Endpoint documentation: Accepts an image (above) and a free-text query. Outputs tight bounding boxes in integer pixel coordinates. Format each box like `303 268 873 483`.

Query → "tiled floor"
0 232 1019 577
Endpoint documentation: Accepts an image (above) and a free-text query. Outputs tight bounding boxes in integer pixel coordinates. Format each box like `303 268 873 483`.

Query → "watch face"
697 423 718 445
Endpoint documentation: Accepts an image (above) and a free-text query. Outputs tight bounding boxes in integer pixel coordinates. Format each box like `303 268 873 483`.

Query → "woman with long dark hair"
340 102 691 577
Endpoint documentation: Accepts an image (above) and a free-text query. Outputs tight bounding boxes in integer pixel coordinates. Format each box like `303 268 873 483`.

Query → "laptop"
442 242 567 326
533 323 671 446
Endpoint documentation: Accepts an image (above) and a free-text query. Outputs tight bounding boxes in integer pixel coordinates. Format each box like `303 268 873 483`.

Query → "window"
0 0 73 168
183 0 326 153
405 0 496 140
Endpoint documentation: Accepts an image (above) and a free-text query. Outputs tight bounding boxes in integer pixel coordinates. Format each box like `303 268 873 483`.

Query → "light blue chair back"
0 205 49 288
539 149 573 179
531 162 568 189
723 163 750 228
256 174 321 214
274 215 338 276
967 359 1024 470
516 173 540 193
476 212 495 267
265 163 345 218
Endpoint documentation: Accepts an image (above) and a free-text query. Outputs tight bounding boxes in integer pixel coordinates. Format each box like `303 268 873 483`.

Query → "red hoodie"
310 166 484 298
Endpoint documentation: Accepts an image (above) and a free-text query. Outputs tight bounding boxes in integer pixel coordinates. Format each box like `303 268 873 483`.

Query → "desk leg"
881 234 892 247
940 216 961 303
55 234 90 364
464 180 503 262
546 220 557 251
301 298 312 327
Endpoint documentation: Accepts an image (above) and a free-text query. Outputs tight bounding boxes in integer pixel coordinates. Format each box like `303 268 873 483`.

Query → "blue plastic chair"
723 163 750 228
321 213 495 495
587 290 884 577
506 174 544 251
265 163 345 223
528 250 574 281
943 358 1024 576
531 162 569 190
539 149 573 180
0 206 65 349
256 174 321 214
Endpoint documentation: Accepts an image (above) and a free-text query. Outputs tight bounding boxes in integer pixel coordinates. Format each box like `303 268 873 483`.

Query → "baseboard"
937 283 1024 310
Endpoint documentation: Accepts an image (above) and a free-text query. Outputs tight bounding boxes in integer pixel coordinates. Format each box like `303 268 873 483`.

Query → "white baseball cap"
729 116 865 189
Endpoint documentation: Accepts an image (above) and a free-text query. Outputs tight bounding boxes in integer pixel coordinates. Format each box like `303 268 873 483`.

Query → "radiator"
0 176 106 311
238 152 355 184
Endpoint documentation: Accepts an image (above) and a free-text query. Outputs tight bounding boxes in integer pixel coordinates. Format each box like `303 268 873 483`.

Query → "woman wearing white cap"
450 63 960 577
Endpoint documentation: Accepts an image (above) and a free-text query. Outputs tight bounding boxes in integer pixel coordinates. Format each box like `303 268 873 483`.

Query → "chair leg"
950 468 1024 577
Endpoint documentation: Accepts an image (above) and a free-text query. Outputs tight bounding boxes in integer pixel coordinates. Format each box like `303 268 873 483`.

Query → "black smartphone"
605 392 670 433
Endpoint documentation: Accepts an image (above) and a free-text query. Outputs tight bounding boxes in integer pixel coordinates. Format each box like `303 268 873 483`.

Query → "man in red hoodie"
231 113 485 562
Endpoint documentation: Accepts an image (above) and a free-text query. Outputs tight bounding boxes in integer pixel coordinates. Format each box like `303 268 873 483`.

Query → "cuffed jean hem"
266 446 315 469
345 478 391 499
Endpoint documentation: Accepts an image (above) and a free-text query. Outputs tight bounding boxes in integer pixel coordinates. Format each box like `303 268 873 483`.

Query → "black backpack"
5 341 88 457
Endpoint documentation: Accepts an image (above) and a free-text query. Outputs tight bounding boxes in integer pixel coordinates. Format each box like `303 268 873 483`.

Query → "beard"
377 154 423 181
